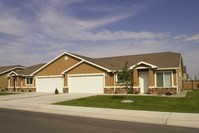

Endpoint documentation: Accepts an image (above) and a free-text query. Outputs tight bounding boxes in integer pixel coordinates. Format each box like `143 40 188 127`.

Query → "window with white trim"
156 72 172 87
26 78 33 85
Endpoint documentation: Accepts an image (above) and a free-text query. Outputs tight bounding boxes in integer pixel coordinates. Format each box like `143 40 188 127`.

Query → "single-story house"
0 65 25 91
7 64 45 92
7 52 186 94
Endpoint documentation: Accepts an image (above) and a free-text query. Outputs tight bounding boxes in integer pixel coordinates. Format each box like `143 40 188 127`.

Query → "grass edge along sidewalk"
55 90 199 113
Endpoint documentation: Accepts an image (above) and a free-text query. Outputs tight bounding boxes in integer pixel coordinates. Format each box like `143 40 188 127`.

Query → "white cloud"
174 34 199 42
74 30 169 41
0 0 199 77
0 15 29 36
183 34 199 42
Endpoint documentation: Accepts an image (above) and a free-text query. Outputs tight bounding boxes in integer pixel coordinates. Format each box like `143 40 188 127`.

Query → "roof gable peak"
129 61 158 69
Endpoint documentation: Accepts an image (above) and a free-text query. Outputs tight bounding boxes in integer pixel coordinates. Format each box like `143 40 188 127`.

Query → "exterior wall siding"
0 74 8 91
173 71 177 86
36 55 80 76
149 69 154 86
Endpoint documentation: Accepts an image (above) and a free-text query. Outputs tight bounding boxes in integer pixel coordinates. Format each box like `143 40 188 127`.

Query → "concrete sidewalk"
0 93 199 129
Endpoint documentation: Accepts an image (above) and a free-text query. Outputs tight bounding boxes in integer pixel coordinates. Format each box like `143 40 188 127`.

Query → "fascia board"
129 61 158 69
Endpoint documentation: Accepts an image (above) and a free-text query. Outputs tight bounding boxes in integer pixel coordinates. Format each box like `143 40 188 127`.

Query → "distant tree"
194 75 198 81
189 76 193 81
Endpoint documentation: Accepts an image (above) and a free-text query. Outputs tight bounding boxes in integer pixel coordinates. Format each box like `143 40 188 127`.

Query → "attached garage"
68 74 104 93
36 76 64 93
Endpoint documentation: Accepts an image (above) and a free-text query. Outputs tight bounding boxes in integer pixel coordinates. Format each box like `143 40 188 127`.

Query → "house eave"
157 67 179 70
129 61 158 69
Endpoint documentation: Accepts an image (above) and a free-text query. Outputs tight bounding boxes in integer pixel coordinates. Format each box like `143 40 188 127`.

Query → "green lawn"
55 90 199 113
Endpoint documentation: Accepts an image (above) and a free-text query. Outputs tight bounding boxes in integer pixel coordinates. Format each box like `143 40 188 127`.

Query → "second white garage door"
36 76 63 93
68 74 104 93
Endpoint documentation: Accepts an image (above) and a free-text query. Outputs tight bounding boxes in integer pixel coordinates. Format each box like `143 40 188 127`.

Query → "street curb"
0 103 199 129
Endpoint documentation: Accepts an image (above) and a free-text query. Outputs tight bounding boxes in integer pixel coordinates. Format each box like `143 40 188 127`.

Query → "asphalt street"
0 108 198 133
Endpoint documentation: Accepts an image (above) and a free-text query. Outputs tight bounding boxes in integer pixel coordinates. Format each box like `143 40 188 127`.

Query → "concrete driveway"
0 92 96 104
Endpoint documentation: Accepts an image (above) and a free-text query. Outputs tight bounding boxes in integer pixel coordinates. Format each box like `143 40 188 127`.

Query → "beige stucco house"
0 65 24 91
7 64 45 92
7 52 186 94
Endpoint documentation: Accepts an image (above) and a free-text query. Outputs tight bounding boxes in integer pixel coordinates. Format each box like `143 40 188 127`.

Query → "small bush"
165 91 172 95
55 88 59 94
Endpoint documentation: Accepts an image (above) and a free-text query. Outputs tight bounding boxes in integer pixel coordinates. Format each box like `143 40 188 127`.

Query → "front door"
139 71 149 94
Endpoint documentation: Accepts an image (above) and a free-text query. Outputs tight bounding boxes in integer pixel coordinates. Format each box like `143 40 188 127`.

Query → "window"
156 72 172 87
157 73 163 87
26 78 33 85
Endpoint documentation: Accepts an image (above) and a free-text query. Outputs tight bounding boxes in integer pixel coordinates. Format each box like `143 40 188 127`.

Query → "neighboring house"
7 64 45 92
7 52 186 94
0 65 25 91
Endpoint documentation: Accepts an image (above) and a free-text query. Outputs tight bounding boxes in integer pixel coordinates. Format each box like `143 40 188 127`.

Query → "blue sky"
0 0 199 78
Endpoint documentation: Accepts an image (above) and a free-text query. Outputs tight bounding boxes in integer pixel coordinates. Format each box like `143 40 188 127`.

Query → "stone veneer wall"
104 87 134 94
105 87 177 94
7 87 36 92
148 88 177 94
63 88 68 93
104 88 114 94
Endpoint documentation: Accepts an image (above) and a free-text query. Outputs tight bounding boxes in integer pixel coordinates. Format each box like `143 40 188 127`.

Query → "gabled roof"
8 63 46 77
32 52 112 75
94 52 181 70
2 52 182 76
0 65 25 75
39 52 181 74
61 52 181 72
16 63 46 76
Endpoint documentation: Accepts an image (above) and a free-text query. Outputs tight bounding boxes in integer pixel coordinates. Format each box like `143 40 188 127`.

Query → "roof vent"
64 56 68 60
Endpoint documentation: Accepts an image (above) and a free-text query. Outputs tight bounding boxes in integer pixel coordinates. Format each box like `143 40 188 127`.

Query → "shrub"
165 91 172 95
55 88 59 94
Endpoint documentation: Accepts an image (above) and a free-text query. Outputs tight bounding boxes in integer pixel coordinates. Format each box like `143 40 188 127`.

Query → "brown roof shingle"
93 52 181 70
15 63 46 75
0 65 24 75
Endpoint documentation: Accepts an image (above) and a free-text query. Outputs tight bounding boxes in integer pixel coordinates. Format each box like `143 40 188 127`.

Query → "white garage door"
36 77 63 93
68 75 104 93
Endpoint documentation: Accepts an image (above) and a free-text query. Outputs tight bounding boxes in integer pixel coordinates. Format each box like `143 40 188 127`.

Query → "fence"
183 81 199 90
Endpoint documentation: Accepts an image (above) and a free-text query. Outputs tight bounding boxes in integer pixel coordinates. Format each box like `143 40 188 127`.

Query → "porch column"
7 77 10 87
10 77 14 87
133 69 139 86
